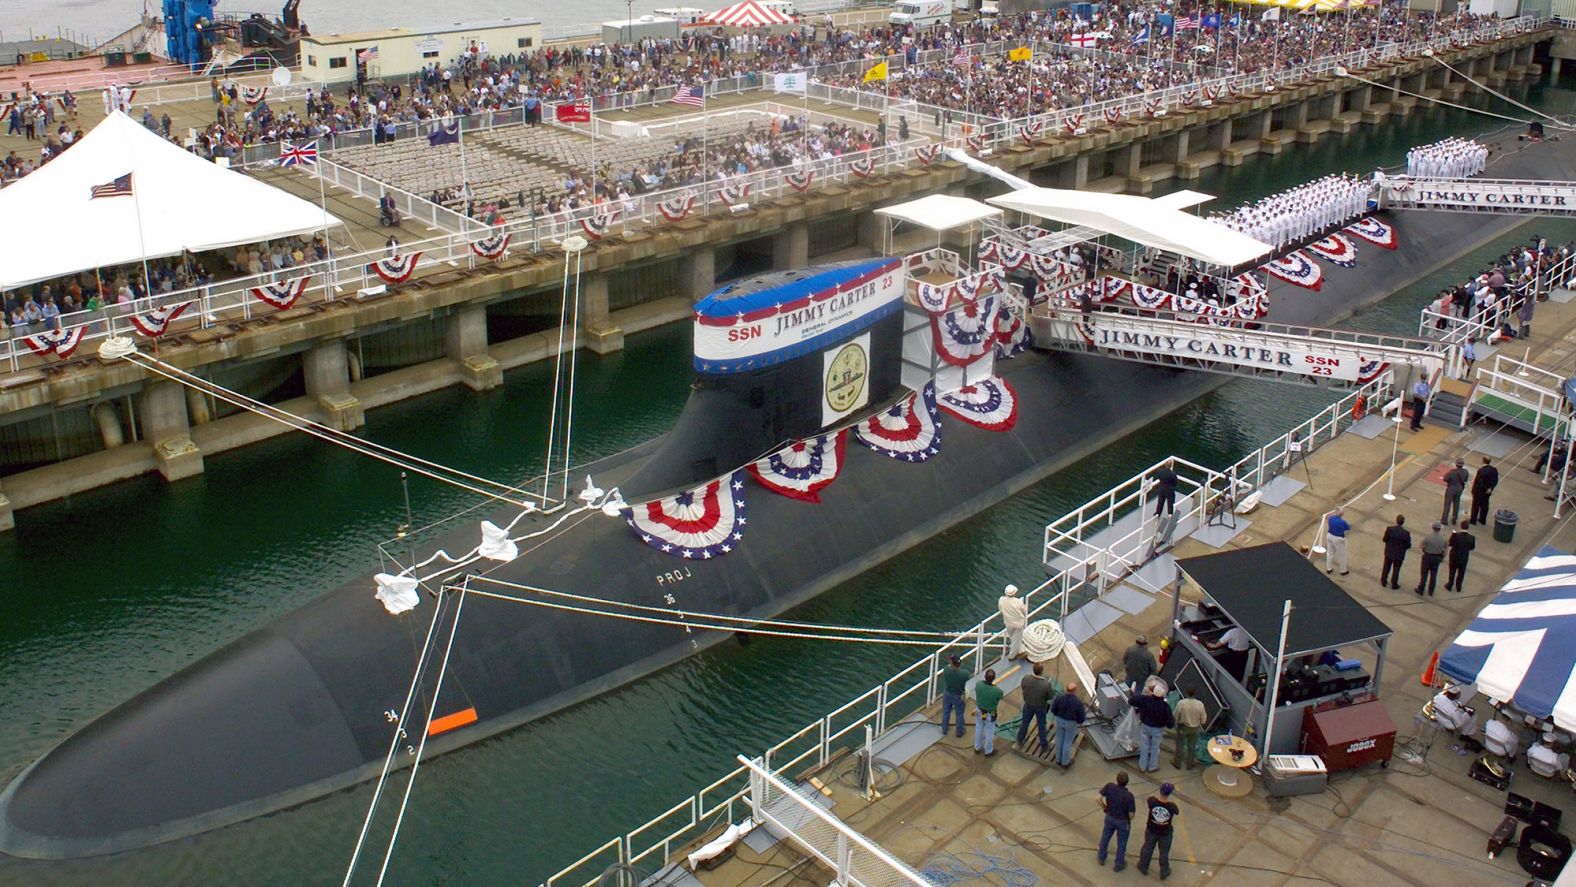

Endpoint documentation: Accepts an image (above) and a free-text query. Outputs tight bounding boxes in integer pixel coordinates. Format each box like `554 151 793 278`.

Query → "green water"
2 83 1574 886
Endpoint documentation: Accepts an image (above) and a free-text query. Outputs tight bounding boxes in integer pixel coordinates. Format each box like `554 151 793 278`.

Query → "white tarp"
875 194 1002 232
0 111 342 290
986 187 1272 268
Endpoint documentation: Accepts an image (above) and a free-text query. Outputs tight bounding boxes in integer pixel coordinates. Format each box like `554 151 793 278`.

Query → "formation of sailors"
1405 137 1489 179
1213 174 1370 250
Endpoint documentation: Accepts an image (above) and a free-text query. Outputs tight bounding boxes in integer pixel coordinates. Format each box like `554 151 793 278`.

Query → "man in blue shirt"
1409 377 1430 431
1097 771 1136 871
1050 682 1087 767
1325 507 1350 575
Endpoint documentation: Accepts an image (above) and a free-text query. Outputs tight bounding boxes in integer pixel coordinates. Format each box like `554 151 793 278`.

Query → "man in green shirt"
940 654 969 737
973 668 1004 756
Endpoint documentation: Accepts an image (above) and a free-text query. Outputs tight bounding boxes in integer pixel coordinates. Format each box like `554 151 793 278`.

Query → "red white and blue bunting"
966 134 986 154
581 209 619 240
251 274 312 308
747 431 847 502
22 326 84 359
850 157 876 179
994 299 1031 358
130 301 190 337
978 238 1028 272
1307 233 1357 267
1358 359 1390 384
1145 98 1165 118
914 144 942 166
1063 114 1085 136
1261 251 1324 291
785 170 814 193
240 85 268 106
937 376 1018 432
853 383 942 462
470 233 511 261
658 193 697 222
623 470 747 559
1104 107 1123 126
371 253 422 284
1345 216 1397 249
933 293 1000 366
719 182 751 208
1019 120 1043 145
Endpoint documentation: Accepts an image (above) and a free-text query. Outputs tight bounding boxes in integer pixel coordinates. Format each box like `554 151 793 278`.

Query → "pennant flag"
251 275 312 308
932 293 1000 367
1261 251 1325 290
623 470 747 559
555 102 591 123
1008 46 1033 61
914 144 942 166
853 383 942 462
240 85 268 105
747 432 847 502
22 326 85 359
279 140 318 167
581 209 619 240
1307 233 1358 267
427 119 460 146
850 157 877 179
1345 216 1398 249
785 169 815 192
672 84 706 107
470 233 511 261
937 376 1018 432
862 61 888 83
90 173 133 199
658 193 697 222
129 301 191 337
371 253 422 284
719 182 752 208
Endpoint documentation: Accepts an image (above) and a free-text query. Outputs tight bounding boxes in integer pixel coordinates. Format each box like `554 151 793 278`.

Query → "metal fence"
1416 247 1576 352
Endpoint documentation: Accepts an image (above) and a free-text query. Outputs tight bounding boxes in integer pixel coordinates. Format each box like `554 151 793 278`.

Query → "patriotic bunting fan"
1019 120 1043 145
470 233 511 260
1261 252 1324 291
1345 216 1398 249
1104 107 1123 126
1307 233 1357 268
130 301 191 337
719 182 751 208
22 326 85 359
853 383 942 462
937 376 1018 432
914 144 942 166
371 254 422 284
1358 359 1390 384
623 470 748 559
994 300 1032 359
1145 98 1164 118
849 157 876 179
581 209 619 240
932 293 1000 367
785 170 814 192
747 432 847 502
251 275 312 308
658 193 697 222
240 85 268 105
1062 114 1085 136
966 134 986 154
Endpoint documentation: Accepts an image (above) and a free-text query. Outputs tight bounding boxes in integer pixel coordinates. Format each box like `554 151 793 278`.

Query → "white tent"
0 111 342 290
986 187 1272 268
875 194 1001 232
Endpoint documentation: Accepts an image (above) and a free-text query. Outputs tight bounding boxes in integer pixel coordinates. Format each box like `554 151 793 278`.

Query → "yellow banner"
1007 46 1032 62
863 61 888 83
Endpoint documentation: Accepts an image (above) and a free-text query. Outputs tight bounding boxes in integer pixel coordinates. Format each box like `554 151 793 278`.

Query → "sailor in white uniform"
1431 686 1473 732
1528 731 1571 778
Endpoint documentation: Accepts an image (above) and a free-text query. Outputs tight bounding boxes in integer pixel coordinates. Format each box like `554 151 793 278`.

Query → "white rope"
1337 68 1540 128
467 574 978 638
540 248 575 505
399 500 601 585
1427 55 1576 131
462 584 998 648
342 591 449 887
374 583 469 887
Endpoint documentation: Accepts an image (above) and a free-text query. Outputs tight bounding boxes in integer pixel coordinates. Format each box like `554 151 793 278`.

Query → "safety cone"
1420 651 1439 687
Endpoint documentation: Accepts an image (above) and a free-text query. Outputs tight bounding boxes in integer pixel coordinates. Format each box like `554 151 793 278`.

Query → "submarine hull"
1 131 1564 859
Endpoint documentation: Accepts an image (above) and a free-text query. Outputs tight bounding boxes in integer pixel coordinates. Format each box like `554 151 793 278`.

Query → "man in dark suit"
1442 459 1469 525
1446 520 1476 592
1381 515 1411 590
1470 457 1500 525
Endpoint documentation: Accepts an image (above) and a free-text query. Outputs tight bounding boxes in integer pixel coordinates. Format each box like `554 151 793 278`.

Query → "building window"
307 55 317 66
422 50 439 58
329 57 347 69
517 37 533 48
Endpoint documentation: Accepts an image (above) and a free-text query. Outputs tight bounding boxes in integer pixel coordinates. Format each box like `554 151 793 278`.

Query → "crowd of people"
1423 233 1570 351
1213 173 1372 249
1404 136 1489 178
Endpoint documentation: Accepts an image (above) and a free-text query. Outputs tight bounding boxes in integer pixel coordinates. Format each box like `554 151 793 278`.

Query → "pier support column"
1115 144 1140 182
140 380 204 482
304 340 365 432
1173 130 1190 166
681 247 716 302
856 210 883 251
0 482 12 532
1353 85 1372 112
445 304 502 391
773 222 810 270
1066 154 1089 189
1213 119 1233 152
1288 101 1309 129
580 272 624 355
1554 57 1564 83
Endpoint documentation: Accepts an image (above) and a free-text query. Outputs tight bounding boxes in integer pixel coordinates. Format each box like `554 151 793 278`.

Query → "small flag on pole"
672 84 706 107
1131 24 1150 45
427 120 460 146
1007 46 1032 61
951 47 970 68
862 61 888 83
90 173 133 199
279 140 319 167
1176 15 1200 31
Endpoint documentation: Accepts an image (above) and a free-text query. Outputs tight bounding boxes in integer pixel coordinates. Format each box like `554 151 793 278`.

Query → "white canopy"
701 0 794 26
0 111 342 290
986 187 1271 268
875 194 1002 232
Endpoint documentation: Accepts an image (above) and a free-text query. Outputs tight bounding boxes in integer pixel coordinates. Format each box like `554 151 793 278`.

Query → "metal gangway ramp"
1030 305 1454 388
1470 354 1570 436
1376 176 1576 216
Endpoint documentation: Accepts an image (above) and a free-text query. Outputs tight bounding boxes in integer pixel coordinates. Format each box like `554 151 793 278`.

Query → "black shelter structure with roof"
1164 542 1394 754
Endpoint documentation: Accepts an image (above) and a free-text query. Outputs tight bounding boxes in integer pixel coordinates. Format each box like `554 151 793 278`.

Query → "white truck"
889 0 952 27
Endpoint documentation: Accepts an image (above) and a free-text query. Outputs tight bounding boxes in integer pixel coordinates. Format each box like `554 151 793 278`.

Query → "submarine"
0 131 1564 861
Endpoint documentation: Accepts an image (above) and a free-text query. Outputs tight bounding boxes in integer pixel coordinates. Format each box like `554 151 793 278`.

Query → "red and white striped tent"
701 0 795 27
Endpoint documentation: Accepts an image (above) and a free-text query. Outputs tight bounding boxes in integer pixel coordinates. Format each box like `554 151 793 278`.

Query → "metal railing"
1417 250 1576 352
1472 354 1568 436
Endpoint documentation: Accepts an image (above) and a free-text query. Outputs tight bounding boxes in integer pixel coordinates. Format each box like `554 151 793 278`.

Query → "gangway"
1470 354 1570 435
1030 305 1454 388
1376 176 1576 216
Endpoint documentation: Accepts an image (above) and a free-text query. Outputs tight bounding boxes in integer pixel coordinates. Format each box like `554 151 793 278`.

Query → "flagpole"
314 152 338 296
458 117 471 230
128 173 154 299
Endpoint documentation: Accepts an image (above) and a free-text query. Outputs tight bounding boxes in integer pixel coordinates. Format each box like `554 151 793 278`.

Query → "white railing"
536 374 1390 887
1417 249 1576 351
1472 354 1568 436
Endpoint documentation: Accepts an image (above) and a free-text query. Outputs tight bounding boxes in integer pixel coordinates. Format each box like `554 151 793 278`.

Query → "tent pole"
1260 599 1293 755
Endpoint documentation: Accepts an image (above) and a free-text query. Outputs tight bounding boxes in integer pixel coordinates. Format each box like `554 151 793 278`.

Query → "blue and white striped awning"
1439 546 1576 731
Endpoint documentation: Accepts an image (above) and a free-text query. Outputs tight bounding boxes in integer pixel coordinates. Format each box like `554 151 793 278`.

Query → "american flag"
90 173 133 199
1176 15 1200 30
279 140 319 167
672 84 705 107
951 46 970 68
357 46 379 62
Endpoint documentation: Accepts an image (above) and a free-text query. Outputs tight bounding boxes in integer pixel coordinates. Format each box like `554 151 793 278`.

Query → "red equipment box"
1301 699 1396 770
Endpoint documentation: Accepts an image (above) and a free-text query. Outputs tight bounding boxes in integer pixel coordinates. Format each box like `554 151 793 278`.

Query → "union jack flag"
672 84 706 107
90 173 133 199
279 140 318 168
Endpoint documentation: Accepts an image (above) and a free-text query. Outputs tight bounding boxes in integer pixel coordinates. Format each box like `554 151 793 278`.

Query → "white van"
889 0 951 26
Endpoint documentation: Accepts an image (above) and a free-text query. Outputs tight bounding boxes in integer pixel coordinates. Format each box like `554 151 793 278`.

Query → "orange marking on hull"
427 707 478 737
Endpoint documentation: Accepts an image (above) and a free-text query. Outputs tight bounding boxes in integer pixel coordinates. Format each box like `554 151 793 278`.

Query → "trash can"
1494 509 1519 544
